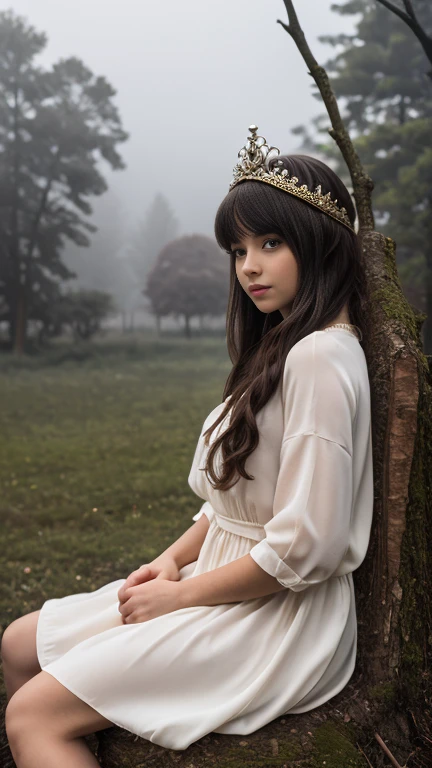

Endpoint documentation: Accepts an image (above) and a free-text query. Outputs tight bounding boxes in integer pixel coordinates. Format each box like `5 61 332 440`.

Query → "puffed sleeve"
249 333 357 592
192 501 215 524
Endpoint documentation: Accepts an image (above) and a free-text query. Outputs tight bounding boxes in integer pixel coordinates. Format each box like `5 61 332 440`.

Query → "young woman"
2 126 374 765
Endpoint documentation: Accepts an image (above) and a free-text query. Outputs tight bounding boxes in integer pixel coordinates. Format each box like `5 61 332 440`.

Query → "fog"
6 0 357 236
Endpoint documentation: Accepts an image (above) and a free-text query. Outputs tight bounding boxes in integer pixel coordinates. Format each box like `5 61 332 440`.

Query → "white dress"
36 327 374 751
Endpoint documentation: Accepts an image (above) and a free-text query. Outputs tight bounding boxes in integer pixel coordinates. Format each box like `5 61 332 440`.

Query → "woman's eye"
263 238 281 249
231 239 281 258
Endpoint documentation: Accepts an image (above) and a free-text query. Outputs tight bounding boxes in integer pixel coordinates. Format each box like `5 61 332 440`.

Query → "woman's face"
231 232 299 319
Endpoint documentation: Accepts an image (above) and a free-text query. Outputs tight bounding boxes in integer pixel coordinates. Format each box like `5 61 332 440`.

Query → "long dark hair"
202 153 371 492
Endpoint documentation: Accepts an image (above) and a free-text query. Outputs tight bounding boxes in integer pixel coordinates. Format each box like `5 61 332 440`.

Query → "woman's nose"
241 252 262 274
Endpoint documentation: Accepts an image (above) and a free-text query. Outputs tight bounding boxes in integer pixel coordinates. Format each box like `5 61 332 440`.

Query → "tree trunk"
353 233 431 701
95 231 432 767
425 250 432 354
13 283 27 355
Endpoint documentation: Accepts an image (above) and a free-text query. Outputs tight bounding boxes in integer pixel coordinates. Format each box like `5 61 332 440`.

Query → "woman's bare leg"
2 610 115 766
1 610 42 701
6 671 114 768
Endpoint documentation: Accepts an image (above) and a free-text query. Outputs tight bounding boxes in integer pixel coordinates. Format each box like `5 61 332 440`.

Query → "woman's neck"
327 304 351 326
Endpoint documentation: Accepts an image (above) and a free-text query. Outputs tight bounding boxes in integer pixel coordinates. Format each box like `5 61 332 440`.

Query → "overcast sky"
6 0 358 238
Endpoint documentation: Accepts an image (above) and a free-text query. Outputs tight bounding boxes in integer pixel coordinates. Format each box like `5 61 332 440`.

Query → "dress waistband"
214 511 266 542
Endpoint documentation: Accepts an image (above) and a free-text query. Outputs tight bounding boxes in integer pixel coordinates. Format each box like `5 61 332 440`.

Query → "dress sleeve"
249 333 357 592
192 501 215 524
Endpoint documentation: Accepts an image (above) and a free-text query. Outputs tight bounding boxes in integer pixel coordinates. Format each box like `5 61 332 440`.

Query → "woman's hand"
117 556 181 622
118 577 182 624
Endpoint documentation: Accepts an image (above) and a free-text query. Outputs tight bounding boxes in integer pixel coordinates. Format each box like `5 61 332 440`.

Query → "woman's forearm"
178 552 286 606
158 512 210 570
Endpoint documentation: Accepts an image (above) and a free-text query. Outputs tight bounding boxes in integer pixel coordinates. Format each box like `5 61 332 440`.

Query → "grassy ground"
0 333 231 664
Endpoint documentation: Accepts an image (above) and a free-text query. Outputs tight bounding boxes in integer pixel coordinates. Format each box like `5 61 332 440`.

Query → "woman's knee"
1 610 41 672
4 682 34 745
6 671 114 741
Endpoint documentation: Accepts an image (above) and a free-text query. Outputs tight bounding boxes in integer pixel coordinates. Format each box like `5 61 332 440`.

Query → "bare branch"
403 0 416 19
375 0 410 25
277 0 375 231
375 732 404 768
376 0 432 78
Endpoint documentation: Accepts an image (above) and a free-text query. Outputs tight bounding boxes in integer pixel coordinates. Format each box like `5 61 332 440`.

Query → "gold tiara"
229 125 355 233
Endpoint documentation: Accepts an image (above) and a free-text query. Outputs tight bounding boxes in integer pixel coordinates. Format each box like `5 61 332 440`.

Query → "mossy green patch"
308 721 368 768
367 680 397 705
369 237 423 341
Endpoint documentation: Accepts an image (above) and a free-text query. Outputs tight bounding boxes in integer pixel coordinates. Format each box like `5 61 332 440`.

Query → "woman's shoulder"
285 329 360 372
282 329 367 416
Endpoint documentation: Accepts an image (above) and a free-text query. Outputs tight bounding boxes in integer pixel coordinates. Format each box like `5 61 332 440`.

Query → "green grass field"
0 335 231 661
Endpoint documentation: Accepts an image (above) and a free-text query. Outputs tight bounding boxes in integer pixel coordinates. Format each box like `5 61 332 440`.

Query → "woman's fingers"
129 565 152 587
118 565 152 603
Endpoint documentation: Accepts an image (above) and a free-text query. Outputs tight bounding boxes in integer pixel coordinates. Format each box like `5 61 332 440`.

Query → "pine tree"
126 193 180 316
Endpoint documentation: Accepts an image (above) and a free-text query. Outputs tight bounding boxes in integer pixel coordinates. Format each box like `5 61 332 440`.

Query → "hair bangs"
214 181 288 253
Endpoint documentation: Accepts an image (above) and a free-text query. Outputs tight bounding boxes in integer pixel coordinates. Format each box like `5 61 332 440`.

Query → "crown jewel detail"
229 125 355 233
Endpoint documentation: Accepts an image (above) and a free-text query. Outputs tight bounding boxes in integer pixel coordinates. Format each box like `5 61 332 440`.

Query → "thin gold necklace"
321 322 363 341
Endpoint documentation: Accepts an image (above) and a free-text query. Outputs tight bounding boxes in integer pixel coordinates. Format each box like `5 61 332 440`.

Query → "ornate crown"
229 125 355 233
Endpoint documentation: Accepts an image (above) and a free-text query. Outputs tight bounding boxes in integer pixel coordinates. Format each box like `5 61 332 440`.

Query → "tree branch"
375 0 411 25
375 0 432 79
403 0 416 20
277 0 375 231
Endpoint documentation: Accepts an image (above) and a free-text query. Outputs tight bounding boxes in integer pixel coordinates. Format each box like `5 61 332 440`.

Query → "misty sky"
6 0 358 239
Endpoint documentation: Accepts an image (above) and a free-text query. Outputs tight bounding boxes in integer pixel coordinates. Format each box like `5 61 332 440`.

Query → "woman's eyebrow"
231 233 279 247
